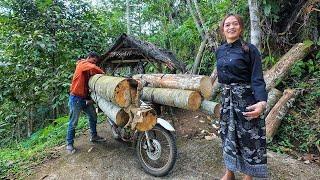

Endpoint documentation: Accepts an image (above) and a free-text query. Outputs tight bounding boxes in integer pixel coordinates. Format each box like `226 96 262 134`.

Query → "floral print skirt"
220 83 267 178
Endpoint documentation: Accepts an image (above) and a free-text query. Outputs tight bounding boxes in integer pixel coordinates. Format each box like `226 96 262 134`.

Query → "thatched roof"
101 33 186 72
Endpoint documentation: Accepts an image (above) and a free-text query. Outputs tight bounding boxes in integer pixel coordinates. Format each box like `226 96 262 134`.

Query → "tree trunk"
264 42 312 91
27 118 32 137
192 0 217 49
91 93 129 127
27 106 34 137
266 89 297 139
265 88 283 116
186 0 205 40
89 74 138 108
126 0 131 35
192 38 207 74
133 74 213 99
141 87 201 111
200 100 221 118
248 0 262 50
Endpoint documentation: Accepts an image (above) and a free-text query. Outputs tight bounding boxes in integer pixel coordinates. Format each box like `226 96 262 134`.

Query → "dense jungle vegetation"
0 0 319 178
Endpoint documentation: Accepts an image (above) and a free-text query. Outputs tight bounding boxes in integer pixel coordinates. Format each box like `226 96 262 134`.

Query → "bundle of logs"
89 42 311 140
210 42 312 140
88 74 157 131
132 74 221 118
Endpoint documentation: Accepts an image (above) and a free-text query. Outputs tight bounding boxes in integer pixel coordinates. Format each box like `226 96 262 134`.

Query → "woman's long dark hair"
219 14 249 53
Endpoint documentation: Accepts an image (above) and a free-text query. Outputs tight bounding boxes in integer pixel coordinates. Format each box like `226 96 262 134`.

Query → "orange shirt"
70 60 104 99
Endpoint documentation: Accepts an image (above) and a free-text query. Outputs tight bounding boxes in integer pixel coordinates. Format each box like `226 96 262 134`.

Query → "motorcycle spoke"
139 128 172 170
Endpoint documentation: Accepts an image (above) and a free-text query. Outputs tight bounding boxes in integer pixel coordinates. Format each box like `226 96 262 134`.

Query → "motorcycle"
106 106 177 177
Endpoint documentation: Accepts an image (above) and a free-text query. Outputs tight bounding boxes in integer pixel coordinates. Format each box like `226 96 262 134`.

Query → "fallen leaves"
205 133 217 141
298 153 320 165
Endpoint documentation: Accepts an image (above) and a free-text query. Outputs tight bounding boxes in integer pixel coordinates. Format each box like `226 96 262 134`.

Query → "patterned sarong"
220 83 268 178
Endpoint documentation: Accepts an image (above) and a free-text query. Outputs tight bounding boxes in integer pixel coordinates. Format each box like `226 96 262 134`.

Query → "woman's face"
223 16 242 43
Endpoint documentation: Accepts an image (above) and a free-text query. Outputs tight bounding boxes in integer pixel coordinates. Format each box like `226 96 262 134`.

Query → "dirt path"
28 121 320 180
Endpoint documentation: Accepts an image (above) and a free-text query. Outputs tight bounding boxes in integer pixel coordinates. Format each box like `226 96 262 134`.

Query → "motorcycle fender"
157 118 175 131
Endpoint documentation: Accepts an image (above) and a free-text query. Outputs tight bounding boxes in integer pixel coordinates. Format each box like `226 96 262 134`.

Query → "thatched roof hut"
100 33 186 74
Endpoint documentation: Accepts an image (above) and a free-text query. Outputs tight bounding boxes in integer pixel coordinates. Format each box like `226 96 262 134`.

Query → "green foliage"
0 0 112 145
262 55 277 69
290 59 318 78
262 0 280 22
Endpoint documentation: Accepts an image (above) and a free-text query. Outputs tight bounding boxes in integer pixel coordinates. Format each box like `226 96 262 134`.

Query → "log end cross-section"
135 109 157 132
199 76 214 99
89 75 139 108
188 91 202 111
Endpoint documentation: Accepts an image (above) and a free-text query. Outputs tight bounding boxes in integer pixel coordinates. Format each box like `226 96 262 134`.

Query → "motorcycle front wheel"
136 125 177 177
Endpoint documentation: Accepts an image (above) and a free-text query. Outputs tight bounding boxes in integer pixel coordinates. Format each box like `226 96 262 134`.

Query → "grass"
0 114 105 179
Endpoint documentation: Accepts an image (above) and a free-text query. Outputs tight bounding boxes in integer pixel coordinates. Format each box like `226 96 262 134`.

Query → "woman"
215 14 268 179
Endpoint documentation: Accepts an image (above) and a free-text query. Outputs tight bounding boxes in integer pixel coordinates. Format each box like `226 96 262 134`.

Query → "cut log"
90 93 129 127
264 42 312 91
129 107 157 132
266 89 297 140
91 92 156 131
200 100 221 118
89 74 138 108
133 74 213 99
265 88 283 116
141 87 202 111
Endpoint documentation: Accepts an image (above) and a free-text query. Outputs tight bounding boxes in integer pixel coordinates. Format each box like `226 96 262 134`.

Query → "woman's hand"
242 101 267 120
